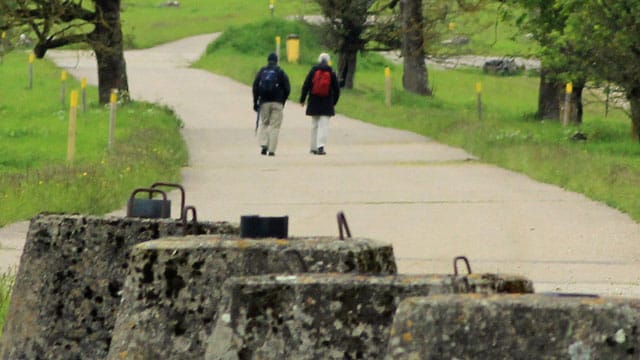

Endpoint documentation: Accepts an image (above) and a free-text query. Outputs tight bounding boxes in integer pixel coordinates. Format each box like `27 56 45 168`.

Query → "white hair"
318 53 331 64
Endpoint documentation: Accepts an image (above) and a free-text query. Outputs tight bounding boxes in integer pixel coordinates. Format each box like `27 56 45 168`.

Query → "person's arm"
281 70 291 104
299 68 314 104
252 69 262 110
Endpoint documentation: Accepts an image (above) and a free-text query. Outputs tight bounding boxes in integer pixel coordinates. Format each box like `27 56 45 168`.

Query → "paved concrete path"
2 34 639 297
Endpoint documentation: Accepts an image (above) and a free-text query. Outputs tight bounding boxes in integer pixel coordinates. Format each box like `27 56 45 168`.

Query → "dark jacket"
252 64 291 106
299 63 340 116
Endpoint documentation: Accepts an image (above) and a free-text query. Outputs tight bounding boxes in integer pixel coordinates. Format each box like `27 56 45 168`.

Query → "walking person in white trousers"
299 53 340 155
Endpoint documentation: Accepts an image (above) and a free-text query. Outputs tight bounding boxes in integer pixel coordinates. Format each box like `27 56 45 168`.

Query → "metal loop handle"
151 182 186 220
337 211 352 240
182 205 198 236
453 256 472 276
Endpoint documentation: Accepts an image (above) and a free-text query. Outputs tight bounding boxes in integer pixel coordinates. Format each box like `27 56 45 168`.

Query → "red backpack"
311 69 331 97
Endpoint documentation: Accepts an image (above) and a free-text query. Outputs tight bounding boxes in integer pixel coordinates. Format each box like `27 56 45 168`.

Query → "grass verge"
0 51 188 226
195 18 640 222
121 0 319 48
0 271 15 337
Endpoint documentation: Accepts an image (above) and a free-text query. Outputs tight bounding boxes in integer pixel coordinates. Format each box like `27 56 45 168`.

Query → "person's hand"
300 102 305 107
253 103 259 112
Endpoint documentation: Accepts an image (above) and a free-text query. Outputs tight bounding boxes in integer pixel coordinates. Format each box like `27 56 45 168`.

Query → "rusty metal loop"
182 205 198 236
126 188 169 218
453 256 472 276
151 182 186 220
337 211 352 240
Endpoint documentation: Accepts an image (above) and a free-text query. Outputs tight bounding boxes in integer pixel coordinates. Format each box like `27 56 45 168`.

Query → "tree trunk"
91 0 129 104
537 67 562 120
337 50 358 89
400 0 431 95
627 87 640 141
568 80 584 125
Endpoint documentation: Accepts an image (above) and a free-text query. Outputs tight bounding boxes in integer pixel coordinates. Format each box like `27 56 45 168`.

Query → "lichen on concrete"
0 213 238 360
106 236 397 360
205 273 533 359
386 294 640 359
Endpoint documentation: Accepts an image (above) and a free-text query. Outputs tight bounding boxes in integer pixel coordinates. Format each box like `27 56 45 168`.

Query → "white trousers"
310 115 330 151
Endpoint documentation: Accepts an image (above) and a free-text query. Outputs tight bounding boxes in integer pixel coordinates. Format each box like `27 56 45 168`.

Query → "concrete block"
106 236 397 360
0 213 238 360
386 294 640 359
205 273 533 360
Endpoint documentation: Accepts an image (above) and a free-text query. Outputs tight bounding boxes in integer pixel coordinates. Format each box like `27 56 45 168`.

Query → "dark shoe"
310 149 318 154
268 152 275 156
261 146 268 155
316 147 326 155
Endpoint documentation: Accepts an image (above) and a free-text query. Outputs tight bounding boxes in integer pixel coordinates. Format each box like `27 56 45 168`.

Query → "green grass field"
121 0 319 48
0 51 188 226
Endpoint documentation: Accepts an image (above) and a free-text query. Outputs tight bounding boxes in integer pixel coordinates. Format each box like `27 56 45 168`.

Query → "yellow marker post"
60 70 68 106
563 82 573 127
286 34 300 64
476 82 483 120
109 89 118 150
269 0 275 16
275 36 281 60
81 77 87 112
28 53 35 89
384 67 392 107
448 22 456 31
67 91 79 163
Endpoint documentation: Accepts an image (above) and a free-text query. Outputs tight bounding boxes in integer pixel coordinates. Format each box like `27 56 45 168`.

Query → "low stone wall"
0 213 238 360
387 294 640 359
106 236 397 360
205 273 533 360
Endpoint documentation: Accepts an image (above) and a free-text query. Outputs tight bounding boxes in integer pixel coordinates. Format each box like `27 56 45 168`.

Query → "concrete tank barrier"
0 213 238 360
386 294 640 359
107 236 397 360
205 273 533 360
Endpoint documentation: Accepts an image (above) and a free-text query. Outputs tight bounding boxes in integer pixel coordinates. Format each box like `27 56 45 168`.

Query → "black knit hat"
268 52 278 64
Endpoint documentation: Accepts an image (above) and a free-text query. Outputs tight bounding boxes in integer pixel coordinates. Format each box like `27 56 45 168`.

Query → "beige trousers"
258 102 284 153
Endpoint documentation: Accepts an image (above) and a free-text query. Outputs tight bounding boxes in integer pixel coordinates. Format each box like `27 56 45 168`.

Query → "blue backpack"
258 68 280 97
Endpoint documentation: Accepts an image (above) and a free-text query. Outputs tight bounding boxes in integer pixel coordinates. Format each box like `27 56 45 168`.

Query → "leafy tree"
0 0 129 104
313 0 401 89
562 0 640 139
505 0 583 123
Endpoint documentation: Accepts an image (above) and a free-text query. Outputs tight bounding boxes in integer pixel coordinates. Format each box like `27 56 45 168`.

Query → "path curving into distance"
1 33 638 297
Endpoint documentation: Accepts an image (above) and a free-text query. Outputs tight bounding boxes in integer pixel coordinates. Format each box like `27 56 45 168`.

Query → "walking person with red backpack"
300 52 340 155
253 52 291 156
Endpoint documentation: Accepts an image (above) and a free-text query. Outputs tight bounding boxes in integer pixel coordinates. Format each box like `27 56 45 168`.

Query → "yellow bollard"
385 67 392 107
476 82 482 121
28 53 35 89
109 89 118 150
269 0 275 16
562 82 573 127
81 77 87 112
286 34 300 64
275 36 281 60
61 70 68 106
67 90 79 163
